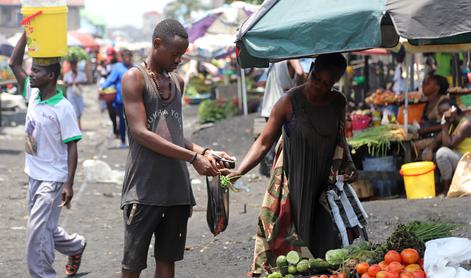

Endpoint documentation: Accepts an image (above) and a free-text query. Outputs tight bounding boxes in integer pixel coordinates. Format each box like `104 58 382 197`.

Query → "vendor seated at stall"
413 74 450 159
435 105 471 194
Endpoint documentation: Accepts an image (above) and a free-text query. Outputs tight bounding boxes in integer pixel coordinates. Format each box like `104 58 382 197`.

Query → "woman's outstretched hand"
220 169 242 184
343 162 358 183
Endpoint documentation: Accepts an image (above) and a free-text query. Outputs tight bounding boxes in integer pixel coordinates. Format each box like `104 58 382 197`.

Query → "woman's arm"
229 94 292 177
441 119 471 148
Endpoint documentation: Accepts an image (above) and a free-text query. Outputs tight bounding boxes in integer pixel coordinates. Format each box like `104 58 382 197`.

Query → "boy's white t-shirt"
23 77 82 182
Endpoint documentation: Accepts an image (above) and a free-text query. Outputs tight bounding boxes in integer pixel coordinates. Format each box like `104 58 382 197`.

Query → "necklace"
144 61 172 101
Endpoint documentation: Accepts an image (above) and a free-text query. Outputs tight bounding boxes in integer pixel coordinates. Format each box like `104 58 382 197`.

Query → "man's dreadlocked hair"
152 19 188 42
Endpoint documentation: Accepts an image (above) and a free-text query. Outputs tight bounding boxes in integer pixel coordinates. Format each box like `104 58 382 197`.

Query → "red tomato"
338 273 347 278
387 262 404 274
379 261 388 270
400 272 414 278
385 250 402 264
368 264 382 277
356 262 370 274
376 271 387 278
404 264 421 272
385 272 400 278
412 270 426 278
419 258 424 269
329 276 337 278
400 249 420 265
361 273 371 278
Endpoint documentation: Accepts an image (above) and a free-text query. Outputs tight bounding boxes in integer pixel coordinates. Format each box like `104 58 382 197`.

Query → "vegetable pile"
262 221 457 277
347 125 406 156
268 250 346 278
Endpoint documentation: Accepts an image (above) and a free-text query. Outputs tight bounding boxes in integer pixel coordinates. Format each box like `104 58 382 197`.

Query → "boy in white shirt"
9 32 86 277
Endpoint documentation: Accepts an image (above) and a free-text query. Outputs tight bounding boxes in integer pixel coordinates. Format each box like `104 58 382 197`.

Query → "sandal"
65 241 87 276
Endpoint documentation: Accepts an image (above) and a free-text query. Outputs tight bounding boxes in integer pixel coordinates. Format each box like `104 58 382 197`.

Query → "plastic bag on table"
206 175 229 236
424 237 471 278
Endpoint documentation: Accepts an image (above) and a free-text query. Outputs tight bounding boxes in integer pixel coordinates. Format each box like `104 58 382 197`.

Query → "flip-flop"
65 241 87 276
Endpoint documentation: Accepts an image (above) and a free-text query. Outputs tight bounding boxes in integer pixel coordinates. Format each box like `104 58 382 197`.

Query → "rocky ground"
0 85 470 277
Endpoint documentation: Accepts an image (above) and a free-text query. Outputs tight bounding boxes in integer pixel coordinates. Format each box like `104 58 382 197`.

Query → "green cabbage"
325 248 349 266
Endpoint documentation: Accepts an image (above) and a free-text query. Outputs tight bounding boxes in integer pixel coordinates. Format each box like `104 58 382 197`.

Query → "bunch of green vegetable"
198 99 238 124
347 125 406 157
386 224 426 256
406 221 457 243
219 175 240 192
65 46 88 62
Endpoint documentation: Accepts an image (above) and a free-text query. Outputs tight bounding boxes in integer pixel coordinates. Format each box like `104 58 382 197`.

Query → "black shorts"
121 204 191 272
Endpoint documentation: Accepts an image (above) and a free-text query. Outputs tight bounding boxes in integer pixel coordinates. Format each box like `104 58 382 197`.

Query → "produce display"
347 125 407 156
263 221 456 278
448 87 471 94
365 90 424 106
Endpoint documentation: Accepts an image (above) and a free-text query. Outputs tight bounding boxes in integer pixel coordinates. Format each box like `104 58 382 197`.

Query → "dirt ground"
0 85 470 278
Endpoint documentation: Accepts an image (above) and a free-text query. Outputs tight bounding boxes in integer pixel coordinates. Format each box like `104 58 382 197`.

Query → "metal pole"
240 68 248 116
363 56 369 100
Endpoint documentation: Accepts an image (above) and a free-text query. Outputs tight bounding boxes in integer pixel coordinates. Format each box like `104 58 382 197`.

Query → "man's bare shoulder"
122 67 145 95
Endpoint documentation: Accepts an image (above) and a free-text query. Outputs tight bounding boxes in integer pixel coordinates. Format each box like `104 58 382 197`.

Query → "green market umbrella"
236 0 471 68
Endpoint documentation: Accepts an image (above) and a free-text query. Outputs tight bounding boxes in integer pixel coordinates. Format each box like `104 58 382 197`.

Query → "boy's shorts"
121 204 191 272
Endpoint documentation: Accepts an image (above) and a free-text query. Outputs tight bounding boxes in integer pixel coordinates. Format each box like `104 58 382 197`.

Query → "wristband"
190 152 198 164
201 148 211 156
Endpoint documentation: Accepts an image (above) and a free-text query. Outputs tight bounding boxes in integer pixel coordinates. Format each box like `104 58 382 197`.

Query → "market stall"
187 1 259 115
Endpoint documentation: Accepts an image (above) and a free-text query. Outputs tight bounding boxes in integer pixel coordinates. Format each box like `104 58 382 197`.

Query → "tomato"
404 264 421 272
385 250 402 264
338 273 347 278
376 270 387 278
356 262 370 274
387 262 404 274
361 273 372 278
310 276 320 278
400 272 414 278
379 261 388 270
412 270 426 278
385 272 400 278
368 264 382 277
418 258 424 269
401 249 420 265
329 275 337 278
320 275 329 278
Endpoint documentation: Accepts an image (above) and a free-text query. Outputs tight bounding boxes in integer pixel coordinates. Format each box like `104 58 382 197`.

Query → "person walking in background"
101 48 119 138
101 49 134 148
9 32 86 278
64 59 87 130
258 59 304 177
120 19 232 278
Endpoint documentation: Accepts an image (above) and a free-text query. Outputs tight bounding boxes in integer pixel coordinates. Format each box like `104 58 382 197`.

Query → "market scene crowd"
0 0 470 277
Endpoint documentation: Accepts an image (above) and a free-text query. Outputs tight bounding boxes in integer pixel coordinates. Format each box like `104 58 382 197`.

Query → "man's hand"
192 154 219 176
60 183 74 208
206 150 236 169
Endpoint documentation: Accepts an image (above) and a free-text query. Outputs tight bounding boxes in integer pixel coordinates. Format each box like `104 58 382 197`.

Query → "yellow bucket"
21 6 68 57
400 161 436 199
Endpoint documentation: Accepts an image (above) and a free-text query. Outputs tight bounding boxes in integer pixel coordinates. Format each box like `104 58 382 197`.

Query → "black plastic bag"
206 175 229 236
